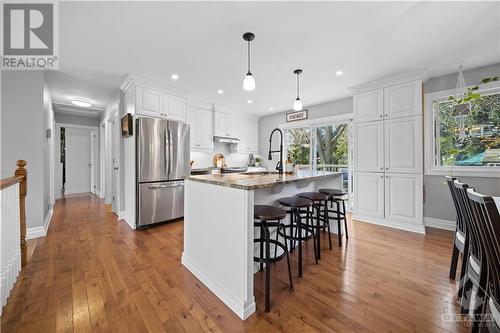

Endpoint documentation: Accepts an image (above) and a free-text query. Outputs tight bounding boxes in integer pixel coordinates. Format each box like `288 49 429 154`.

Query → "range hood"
213 136 240 144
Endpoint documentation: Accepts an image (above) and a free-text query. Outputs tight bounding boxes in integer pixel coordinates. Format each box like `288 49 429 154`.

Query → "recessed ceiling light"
217 89 224 94
171 73 179 81
269 107 274 111
247 100 253 104
71 99 92 108
336 70 344 76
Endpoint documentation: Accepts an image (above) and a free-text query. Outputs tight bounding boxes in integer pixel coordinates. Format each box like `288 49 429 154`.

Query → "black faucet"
268 128 283 174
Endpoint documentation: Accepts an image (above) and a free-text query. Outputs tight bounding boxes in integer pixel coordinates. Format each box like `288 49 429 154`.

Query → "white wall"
1 71 46 231
54 112 100 127
43 82 55 222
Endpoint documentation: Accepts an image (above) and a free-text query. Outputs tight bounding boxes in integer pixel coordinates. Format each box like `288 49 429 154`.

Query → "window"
425 82 500 177
285 127 311 169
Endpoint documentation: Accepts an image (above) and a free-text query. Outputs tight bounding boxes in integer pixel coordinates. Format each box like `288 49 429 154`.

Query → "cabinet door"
199 109 214 150
227 115 240 138
214 112 228 137
353 121 384 172
136 87 163 117
237 118 258 152
248 120 259 152
353 89 384 122
164 95 186 121
354 172 384 218
186 106 199 148
384 81 422 119
385 116 422 173
384 173 422 225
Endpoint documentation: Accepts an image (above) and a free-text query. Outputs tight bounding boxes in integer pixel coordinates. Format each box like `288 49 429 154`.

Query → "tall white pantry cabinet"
352 79 425 234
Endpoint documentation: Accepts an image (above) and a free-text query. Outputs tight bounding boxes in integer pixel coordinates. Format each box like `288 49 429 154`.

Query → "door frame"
111 108 121 214
54 123 100 199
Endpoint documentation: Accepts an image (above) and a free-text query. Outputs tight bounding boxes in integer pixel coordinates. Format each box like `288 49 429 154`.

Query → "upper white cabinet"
235 118 259 153
354 172 385 218
353 89 384 122
384 116 422 173
384 81 422 119
214 112 239 138
135 86 186 121
186 105 213 151
384 173 422 225
136 87 163 117
353 121 384 172
164 94 186 121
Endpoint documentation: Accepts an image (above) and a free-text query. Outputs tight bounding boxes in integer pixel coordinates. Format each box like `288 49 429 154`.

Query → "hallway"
1 194 465 332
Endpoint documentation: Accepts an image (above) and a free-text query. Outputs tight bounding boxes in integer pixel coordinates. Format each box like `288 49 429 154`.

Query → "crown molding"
119 74 190 97
349 69 429 94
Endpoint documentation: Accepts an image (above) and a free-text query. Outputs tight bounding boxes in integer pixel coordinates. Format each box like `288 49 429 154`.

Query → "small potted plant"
255 156 262 167
448 76 499 115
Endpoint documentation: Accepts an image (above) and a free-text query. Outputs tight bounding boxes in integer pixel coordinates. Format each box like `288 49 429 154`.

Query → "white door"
90 130 96 194
384 173 422 225
164 95 186 121
384 81 422 119
214 112 228 137
136 87 163 117
99 123 105 198
353 89 384 122
353 121 384 172
186 106 198 148
199 109 214 150
65 128 91 194
353 171 384 218
227 115 239 138
384 115 422 173
111 114 120 213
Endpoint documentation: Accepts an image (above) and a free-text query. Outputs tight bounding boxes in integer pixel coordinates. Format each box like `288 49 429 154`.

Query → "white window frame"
424 81 500 178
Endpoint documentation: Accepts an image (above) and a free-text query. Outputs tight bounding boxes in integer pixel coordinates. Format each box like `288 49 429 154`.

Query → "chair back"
454 180 483 264
467 189 500 305
446 176 466 236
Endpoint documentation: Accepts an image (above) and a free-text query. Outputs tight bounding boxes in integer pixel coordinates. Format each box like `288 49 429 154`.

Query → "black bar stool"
296 192 332 260
319 188 349 247
277 197 317 277
254 205 293 312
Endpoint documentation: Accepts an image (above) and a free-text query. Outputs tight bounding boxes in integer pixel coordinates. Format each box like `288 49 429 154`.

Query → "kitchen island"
182 170 342 319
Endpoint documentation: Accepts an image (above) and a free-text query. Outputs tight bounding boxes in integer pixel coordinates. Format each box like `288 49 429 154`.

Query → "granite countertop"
187 170 341 190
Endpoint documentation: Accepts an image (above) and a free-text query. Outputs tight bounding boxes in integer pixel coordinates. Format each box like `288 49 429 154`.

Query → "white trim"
26 206 53 239
349 69 429 93
424 217 455 231
181 252 256 320
353 214 426 234
56 123 99 130
424 81 500 178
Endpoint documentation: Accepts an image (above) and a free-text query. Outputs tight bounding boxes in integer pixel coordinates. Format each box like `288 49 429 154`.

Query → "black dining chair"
454 180 488 325
446 176 469 299
467 189 500 333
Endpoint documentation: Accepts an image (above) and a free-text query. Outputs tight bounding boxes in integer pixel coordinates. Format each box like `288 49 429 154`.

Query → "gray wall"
54 112 100 127
1 71 46 229
258 63 500 222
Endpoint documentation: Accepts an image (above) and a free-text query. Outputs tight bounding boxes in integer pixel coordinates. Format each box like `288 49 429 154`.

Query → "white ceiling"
49 1 500 116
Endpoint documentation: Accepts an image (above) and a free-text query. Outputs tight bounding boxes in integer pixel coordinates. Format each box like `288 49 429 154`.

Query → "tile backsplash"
190 143 259 169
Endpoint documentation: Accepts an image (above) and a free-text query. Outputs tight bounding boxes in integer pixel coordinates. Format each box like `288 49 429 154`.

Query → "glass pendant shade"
243 72 255 91
293 98 303 111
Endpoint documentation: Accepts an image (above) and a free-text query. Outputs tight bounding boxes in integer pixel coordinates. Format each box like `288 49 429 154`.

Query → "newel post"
15 160 27 266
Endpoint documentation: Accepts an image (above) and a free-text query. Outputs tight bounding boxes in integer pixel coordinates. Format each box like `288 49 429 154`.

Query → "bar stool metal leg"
325 200 333 250
342 199 348 240
264 225 271 312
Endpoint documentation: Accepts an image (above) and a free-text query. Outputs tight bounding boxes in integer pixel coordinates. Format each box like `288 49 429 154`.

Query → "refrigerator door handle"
168 128 173 178
148 183 184 189
164 128 168 177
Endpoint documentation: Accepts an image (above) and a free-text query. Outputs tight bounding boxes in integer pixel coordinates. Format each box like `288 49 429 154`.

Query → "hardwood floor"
2 193 466 332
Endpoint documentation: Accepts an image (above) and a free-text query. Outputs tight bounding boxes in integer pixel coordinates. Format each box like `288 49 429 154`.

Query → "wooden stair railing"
0 160 28 266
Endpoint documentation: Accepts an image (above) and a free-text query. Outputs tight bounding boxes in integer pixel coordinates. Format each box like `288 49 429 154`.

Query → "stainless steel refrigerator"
136 117 190 228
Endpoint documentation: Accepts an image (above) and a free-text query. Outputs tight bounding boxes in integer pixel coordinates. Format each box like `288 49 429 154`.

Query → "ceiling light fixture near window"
247 100 253 104
242 32 256 91
217 89 224 94
71 99 92 108
336 70 344 76
171 73 179 81
293 69 303 111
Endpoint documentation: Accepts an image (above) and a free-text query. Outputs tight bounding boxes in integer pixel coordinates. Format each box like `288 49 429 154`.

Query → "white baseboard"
26 206 53 240
424 217 455 231
119 210 136 230
352 214 426 234
181 252 256 320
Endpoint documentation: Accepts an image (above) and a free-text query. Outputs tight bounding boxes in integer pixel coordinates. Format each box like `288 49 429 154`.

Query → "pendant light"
293 69 303 111
242 32 256 91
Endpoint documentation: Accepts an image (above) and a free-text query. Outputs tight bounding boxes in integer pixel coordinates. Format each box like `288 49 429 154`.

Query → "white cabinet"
164 94 186 121
353 89 384 122
384 173 422 225
135 87 186 121
214 112 239 138
186 106 213 151
354 172 385 218
384 81 422 119
235 118 258 153
353 121 384 172
136 87 163 117
384 116 422 173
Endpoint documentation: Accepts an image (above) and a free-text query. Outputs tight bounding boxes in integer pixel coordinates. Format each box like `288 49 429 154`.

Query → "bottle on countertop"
285 154 294 174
